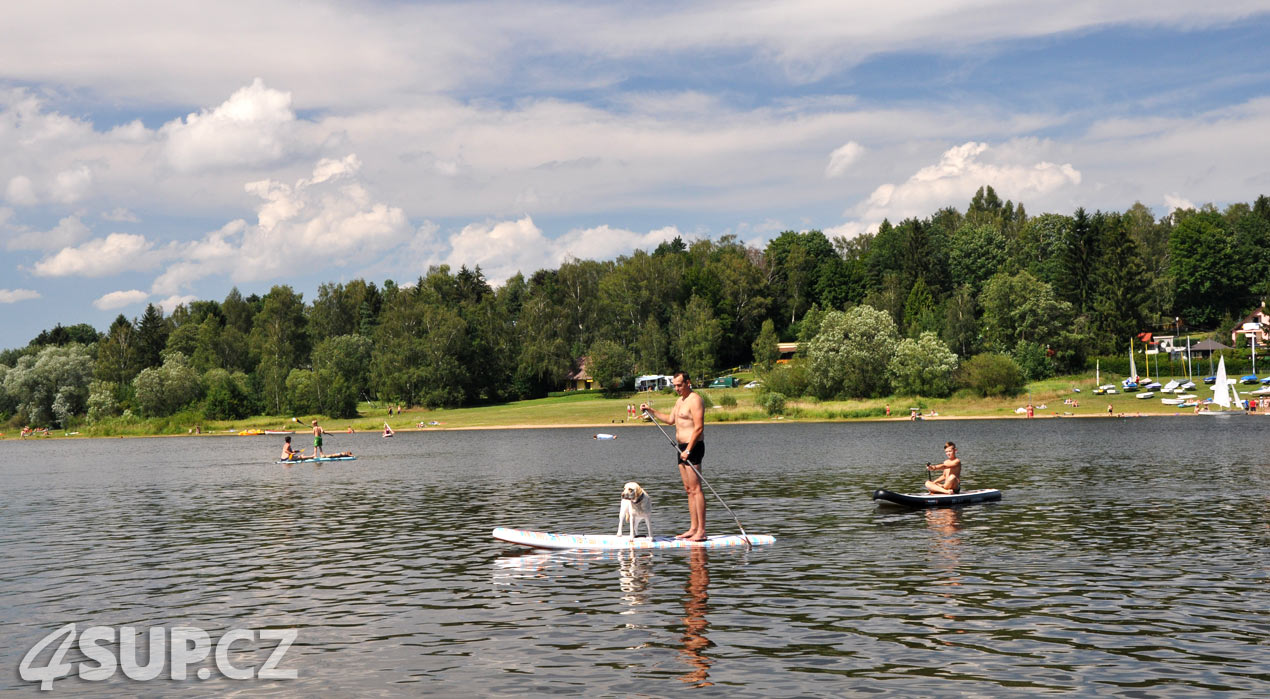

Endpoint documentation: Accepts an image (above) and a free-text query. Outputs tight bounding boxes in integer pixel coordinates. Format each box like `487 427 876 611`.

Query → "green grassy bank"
3 368 1246 441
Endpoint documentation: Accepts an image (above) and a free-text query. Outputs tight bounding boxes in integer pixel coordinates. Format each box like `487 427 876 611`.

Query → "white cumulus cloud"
1163 194 1195 213
7 215 92 251
441 216 682 283
149 155 411 290
825 141 864 178
93 289 149 310
156 294 199 314
32 232 159 277
5 175 37 205
235 155 410 280
849 141 1081 226
149 220 245 296
50 164 93 204
160 78 299 173
0 288 41 303
101 207 139 222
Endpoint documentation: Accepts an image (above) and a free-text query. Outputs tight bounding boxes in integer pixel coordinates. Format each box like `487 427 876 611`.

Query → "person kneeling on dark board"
925 441 961 494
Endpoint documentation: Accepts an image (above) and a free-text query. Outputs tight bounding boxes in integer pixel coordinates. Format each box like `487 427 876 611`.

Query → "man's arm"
683 393 704 449
639 401 661 421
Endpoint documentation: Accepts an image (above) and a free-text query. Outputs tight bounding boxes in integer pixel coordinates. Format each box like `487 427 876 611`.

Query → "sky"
2 1 1269 351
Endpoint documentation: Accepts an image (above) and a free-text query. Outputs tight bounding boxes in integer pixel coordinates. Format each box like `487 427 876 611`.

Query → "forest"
3 187 1269 429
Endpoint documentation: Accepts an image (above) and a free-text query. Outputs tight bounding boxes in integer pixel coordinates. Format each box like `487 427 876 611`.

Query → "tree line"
3 187 1269 427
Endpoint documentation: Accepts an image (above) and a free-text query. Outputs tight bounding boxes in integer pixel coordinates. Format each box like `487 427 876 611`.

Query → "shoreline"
2 408 1244 443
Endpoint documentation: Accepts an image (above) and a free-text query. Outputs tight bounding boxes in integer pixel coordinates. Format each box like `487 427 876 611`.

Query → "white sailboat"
1123 341 1139 390
1202 356 1238 416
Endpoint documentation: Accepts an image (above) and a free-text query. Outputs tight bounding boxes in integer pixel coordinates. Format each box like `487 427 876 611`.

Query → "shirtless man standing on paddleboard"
642 371 706 541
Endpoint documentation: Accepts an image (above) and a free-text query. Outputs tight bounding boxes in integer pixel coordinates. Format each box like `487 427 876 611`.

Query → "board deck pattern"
492 527 775 550
872 488 1001 508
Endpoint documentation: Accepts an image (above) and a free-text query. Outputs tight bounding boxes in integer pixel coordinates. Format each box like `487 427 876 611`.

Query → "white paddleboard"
492 527 774 550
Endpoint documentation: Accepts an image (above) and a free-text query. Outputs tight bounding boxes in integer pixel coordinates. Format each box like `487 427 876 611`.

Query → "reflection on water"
924 507 963 631
924 506 963 572
617 549 654 607
2 419 1270 694
678 547 712 687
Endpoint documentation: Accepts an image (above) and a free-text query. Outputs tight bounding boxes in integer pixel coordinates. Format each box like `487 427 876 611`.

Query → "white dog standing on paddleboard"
617 482 654 539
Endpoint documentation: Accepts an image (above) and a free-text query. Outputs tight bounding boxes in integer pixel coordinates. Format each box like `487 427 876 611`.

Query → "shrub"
86 380 121 422
712 409 765 422
958 353 1025 397
202 369 253 420
758 391 786 415
718 394 737 408
761 360 810 398
1013 340 1054 381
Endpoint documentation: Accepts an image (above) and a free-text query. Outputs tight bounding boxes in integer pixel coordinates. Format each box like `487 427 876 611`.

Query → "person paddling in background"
281 435 301 461
312 419 331 457
641 371 707 541
926 441 961 494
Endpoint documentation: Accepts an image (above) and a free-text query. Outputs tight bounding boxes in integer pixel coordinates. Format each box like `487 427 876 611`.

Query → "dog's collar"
631 492 646 504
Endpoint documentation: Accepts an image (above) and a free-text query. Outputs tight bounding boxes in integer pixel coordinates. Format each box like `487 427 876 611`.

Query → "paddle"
923 461 941 492
642 408 752 547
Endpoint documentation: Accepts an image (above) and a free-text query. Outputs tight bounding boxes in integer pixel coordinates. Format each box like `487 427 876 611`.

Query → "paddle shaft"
642 409 752 546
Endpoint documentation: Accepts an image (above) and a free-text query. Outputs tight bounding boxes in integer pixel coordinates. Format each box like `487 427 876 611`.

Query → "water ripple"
1 420 1268 694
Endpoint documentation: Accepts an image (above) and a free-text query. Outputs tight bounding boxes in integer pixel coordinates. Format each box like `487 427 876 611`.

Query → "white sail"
1213 356 1231 409
1128 344 1138 382
1096 359 1100 386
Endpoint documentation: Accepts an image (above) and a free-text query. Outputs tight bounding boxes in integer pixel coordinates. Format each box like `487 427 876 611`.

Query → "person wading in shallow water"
641 371 706 541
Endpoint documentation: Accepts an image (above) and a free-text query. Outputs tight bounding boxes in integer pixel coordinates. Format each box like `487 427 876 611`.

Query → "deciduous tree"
588 339 634 395
751 319 780 373
806 305 899 398
671 296 722 382
888 332 959 397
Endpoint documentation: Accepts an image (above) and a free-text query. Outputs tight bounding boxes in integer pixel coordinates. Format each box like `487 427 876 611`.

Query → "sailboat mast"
1128 338 1138 383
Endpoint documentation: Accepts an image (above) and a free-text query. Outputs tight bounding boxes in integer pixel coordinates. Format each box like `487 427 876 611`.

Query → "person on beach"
641 371 706 541
925 442 961 494
281 435 301 461
312 419 331 457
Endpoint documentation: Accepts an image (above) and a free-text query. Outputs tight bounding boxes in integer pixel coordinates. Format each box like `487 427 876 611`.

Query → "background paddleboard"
276 456 358 463
872 488 1001 507
492 527 774 550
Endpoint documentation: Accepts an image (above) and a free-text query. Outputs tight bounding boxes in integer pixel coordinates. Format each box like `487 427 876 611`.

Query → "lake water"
1 417 1268 695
